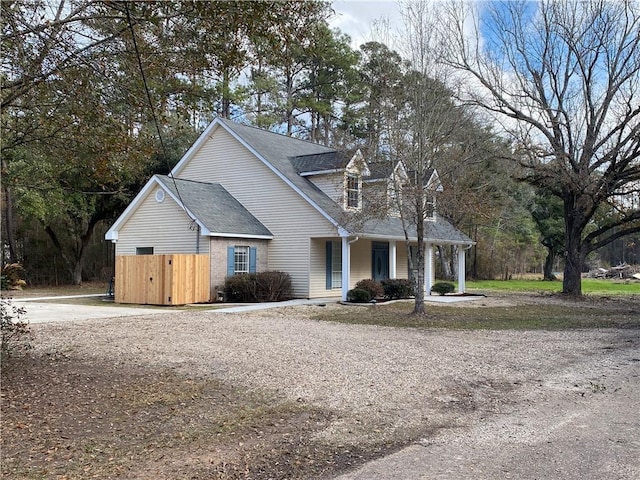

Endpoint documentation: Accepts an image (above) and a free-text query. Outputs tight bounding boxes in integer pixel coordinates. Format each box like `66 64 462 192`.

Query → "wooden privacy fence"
115 254 210 305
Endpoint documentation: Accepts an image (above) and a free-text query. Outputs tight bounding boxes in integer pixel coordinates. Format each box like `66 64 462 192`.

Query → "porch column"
389 241 397 279
341 236 350 301
424 243 433 296
457 245 466 293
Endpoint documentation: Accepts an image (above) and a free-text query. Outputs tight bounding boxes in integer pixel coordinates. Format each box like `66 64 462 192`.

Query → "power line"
123 1 194 224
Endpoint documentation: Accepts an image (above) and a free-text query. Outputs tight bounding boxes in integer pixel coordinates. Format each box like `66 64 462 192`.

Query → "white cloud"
330 0 402 48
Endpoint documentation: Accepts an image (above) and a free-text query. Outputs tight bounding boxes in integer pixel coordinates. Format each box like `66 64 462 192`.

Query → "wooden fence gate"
115 254 210 305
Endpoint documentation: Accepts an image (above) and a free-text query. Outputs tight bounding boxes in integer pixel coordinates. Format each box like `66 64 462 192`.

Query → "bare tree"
387 1 477 314
442 0 640 295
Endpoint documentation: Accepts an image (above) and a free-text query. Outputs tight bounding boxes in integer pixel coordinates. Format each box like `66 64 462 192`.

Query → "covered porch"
314 236 473 301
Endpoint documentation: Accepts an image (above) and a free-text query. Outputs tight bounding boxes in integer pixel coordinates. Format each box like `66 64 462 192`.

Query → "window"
326 241 342 289
136 247 154 255
425 193 436 220
346 173 360 209
227 246 257 276
234 246 249 274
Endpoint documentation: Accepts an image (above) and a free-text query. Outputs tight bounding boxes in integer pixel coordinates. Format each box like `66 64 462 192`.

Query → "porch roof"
353 215 473 245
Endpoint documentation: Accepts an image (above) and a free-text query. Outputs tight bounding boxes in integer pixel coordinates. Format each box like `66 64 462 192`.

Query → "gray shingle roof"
156 175 272 238
217 119 472 244
356 215 472 244
291 152 350 173
366 161 395 181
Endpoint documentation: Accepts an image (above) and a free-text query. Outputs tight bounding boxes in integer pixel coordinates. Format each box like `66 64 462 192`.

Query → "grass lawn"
311 298 640 330
466 278 640 295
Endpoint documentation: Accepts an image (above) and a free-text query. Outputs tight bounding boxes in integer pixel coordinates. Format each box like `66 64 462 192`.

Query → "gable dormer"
424 168 443 221
365 163 443 220
343 150 370 211
364 160 408 216
292 149 370 211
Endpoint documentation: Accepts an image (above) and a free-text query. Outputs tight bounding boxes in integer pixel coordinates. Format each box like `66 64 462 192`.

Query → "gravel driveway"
27 302 640 478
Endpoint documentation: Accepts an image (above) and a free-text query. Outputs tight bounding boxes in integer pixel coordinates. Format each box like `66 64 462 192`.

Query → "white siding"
178 127 337 297
115 188 210 256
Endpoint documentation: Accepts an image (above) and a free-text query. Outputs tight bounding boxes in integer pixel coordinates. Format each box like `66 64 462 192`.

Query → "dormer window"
346 173 361 209
425 193 436 221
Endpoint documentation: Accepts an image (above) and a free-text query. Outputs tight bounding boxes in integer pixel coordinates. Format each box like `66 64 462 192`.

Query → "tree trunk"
286 65 294 135
562 199 584 296
413 215 426 315
543 246 557 281
413 246 426 314
450 246 457 282
221 69 231 119
72 260 83 285
2 183 19 264
45 214 101 286
437 245 452 280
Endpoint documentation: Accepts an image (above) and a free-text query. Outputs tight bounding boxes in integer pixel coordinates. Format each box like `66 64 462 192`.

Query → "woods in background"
2 0 638 289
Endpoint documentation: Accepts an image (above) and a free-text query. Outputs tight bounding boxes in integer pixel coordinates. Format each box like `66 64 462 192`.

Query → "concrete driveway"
12 294 482 323
13 295 173 324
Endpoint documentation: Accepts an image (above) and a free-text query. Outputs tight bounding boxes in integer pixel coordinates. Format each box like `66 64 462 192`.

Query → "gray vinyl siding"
309 238 339 298
307 172 344 206
115 188 209 256
349 239 372 286
177 127 337 297
396 243 409 279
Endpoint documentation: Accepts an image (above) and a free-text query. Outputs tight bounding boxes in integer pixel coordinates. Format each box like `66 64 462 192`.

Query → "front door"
372 242 389 282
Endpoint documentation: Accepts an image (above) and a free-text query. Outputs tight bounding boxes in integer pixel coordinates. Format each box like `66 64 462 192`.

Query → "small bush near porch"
354 279 385 299
431 282 455 295
381 279 414 299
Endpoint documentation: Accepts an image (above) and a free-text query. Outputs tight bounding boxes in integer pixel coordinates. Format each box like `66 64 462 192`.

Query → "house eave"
353 232 475 246
300 168 344 177
104 175 210 242
104 176 160 242
207 232 274 240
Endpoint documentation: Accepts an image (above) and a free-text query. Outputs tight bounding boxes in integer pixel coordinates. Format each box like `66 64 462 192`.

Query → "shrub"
224 274 256 302
1 297 31 361
431 281 455 296
224 271 293 303
381 279 414 299
354 279 384 299
1 263 26 290
254 271 293 302
347 288 372 303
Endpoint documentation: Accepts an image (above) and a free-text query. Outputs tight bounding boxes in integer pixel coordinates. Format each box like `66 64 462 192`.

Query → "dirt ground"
2 293 639 479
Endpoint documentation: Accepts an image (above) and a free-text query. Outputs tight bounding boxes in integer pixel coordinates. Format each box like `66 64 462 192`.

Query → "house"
105 117 473 302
